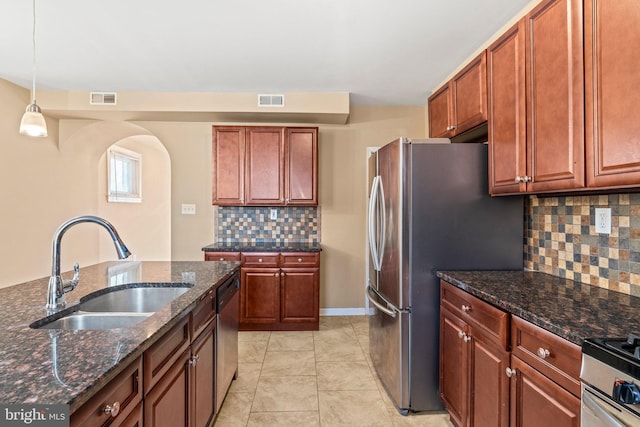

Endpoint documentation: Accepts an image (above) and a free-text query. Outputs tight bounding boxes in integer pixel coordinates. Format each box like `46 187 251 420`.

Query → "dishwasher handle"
216 274 240 313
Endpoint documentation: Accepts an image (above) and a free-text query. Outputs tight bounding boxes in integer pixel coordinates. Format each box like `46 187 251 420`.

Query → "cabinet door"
510 356 580 427
428 84 453 138
240 267 280 325
487 20 527 195
212 126 245 205
144 349 191 427
245 127 284 205
525 0 585 192
585 0 640 188
280 268 319 324
452 51 488 134
191 322 216 427
440 307 469 427
469 332 510 427
285 127 318 205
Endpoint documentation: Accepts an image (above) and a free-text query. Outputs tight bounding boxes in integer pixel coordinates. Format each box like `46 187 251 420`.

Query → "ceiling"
1 0 532 106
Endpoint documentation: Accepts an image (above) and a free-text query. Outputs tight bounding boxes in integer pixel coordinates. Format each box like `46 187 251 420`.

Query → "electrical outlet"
595 207 611 234
181 203 196 215
270 209 278 220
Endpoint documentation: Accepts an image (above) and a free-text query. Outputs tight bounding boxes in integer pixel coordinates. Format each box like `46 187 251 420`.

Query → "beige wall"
0 79 425 312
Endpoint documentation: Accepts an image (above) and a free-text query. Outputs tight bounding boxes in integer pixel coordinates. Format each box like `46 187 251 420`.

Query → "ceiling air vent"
258 94 285 107
90 92 117 105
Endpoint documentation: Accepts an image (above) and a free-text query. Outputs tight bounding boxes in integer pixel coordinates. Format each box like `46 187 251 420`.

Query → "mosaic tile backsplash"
216 206 319 244
525 193 640 296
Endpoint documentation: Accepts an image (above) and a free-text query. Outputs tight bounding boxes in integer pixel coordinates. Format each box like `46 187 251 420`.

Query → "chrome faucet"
46 215 132 310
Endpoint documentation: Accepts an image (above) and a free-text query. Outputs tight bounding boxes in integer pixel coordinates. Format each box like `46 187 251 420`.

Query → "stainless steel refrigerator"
366 138 522 414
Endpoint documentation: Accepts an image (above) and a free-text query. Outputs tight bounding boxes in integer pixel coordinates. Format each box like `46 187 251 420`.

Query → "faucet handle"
63 263 80 293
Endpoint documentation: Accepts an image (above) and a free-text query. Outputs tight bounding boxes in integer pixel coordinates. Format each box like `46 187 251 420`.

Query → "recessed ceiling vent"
90 92 117 105
258 94 285 107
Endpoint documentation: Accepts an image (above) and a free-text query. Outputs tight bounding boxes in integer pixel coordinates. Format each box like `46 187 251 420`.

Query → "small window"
108 146 142 203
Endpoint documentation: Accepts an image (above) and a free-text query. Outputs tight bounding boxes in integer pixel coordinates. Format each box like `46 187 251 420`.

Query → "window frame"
107 145 142 203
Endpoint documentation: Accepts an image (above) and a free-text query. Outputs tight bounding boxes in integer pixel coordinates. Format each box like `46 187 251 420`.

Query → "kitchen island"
0 260 240 417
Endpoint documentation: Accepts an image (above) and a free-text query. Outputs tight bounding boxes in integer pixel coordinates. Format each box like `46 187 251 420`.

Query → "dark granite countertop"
0 260 240 412
202 241 321 252
437 270 640 346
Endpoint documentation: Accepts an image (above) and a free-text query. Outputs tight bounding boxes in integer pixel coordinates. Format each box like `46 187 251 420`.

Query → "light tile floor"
213 316 454 427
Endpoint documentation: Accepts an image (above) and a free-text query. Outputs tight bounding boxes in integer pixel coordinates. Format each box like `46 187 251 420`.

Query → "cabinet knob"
463 334 471 343
515 176 522 183
461 304 471 312
298 258 303 263
458 330 465 339
103 401 121 418
505 368 517 378
190 355 200 367
219 257 224 261
258 258 263 263
536 347 551 359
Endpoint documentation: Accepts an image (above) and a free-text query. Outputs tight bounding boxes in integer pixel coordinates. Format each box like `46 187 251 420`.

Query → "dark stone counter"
437 270 640 346
202 241 321 252
0 260 240 412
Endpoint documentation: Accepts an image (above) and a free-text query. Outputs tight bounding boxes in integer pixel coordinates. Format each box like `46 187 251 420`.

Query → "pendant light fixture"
19 0 47 137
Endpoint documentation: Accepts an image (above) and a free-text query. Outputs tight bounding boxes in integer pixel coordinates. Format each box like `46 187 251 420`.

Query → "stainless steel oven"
581 338 640 426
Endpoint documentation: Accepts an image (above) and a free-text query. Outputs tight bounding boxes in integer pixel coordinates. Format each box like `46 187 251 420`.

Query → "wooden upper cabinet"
245 127 285 205
429 51 487 138
285 127 318 205
428 84 453 138
212 127 245 205
585 0 640 188
488 20 527 195
452 51 488 135
488 0 584 195
212 126 318 206
526 0 585 193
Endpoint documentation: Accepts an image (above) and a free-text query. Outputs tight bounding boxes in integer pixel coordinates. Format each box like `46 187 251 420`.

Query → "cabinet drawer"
71 357 143 427
511 315 581 397
204 252 240 262
191 288 216 338
280 252 319 267
440 280 509 349
144 315 190 394
241 252 279 267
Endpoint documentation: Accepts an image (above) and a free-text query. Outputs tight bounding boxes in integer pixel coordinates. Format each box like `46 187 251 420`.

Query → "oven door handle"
582 387 626 427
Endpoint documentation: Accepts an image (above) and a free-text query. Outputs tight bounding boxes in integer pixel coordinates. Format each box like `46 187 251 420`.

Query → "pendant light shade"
19 0 47 138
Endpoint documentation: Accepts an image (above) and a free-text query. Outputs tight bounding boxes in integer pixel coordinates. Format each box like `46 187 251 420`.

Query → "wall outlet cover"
595 207 611 234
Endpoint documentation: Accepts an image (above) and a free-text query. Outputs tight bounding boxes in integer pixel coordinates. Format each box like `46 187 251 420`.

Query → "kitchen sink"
78 286 191 313
32 284 192 330
36 312 151 330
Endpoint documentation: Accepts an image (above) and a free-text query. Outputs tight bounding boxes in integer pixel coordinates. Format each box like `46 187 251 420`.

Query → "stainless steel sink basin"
32 284 192 330
79 286 191 313
36 312 151 330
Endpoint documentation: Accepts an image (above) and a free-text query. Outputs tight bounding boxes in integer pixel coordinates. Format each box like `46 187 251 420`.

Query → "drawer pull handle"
298 258 303 263
461 305 471 312
537 348 551 359
190 355 200 367
103 401 121 418
505 368 517 378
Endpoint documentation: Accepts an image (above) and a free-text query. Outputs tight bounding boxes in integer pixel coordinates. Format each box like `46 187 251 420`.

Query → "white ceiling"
1 0 532 106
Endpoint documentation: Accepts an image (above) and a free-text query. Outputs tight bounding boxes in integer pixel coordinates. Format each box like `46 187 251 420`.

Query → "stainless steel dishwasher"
216 272 240 413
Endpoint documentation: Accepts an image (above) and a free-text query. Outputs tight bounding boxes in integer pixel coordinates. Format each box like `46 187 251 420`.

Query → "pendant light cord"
31 0 37 103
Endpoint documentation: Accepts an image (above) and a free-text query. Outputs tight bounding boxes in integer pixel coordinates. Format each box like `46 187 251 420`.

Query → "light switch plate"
595 207 611 234
181 203 196 215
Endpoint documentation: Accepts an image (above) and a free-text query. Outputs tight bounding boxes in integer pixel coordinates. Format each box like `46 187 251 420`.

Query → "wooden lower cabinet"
144 349 191 427
510 355 580 427
440 307 509 427
440 280 580 427
191 321 216 427
280 268 319 324
240 268 280 325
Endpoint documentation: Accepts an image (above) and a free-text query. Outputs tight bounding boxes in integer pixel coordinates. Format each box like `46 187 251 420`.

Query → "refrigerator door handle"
368 176 381 271
367 283 409 317
377 176 386 270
